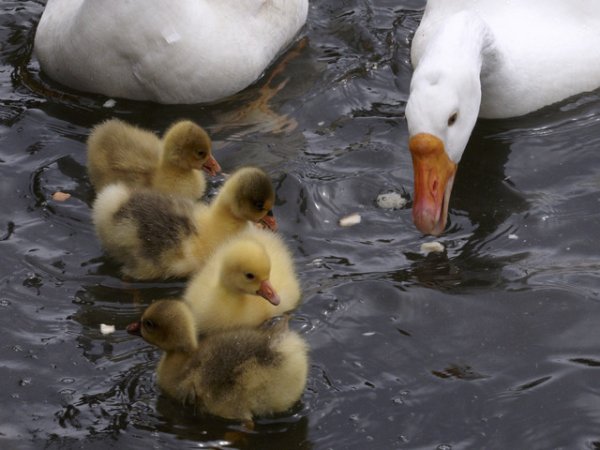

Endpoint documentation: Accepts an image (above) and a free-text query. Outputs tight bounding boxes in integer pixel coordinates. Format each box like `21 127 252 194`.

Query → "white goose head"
406 11 488 235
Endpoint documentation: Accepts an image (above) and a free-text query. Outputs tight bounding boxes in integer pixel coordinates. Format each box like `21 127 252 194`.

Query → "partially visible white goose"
34 0 308 104
406 0 600 235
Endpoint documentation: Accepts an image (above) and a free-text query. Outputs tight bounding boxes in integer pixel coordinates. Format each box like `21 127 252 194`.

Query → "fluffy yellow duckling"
184 226 301 334
127 299 308 422
92 167 276 280
87 118 221 200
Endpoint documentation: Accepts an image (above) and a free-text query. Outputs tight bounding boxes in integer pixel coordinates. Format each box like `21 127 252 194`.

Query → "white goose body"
406 0 600 235
34 0 308 104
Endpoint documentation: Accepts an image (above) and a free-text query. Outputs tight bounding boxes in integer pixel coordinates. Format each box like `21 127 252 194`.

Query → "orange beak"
126 321 142 336
202 155 221 176
409 133 457 236
259 211 278 231
256 280 281 306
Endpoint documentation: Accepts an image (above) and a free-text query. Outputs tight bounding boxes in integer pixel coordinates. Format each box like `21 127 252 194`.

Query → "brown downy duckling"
87 118 221 200
127 299 308 422
92 167 276 279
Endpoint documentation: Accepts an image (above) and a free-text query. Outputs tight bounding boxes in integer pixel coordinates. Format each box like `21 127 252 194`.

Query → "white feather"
34 0 308 104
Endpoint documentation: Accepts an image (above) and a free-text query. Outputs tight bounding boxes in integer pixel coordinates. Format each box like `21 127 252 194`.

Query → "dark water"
2 1 600 449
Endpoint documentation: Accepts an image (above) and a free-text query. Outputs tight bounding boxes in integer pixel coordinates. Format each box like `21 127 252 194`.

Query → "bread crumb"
52 191 71 202
376 192 407 209
339 213 362 227
420 241 445 255
100 324 116 335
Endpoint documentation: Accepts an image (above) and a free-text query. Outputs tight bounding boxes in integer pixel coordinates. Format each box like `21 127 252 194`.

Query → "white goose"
406 0 600 235
34 0 308 104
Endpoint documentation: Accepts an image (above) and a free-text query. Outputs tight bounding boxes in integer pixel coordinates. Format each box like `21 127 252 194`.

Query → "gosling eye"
448 112 458 126
143 319 156 330
254 201 265 211
197 150 206 159
245 273 255 280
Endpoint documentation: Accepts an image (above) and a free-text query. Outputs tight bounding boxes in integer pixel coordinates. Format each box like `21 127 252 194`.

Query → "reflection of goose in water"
34 0 308 104
449 121 529 237
406 0 600 235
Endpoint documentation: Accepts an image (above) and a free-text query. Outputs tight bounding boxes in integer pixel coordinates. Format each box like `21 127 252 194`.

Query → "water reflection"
155 397 312 449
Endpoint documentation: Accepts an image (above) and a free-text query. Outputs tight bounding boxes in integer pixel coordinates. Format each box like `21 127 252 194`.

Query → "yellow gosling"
184 226 301 334
92 167 276 280
87 118 220 200
127 299 308 422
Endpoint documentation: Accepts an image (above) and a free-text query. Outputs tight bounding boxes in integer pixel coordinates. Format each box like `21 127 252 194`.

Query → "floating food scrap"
103 99 116 108
420 241 445 255
100 324 116 335
508 234 518 240
376 192 407 209
52 191 71 202
339 213 361 227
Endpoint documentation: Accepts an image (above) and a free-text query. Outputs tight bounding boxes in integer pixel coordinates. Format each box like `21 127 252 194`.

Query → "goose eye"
143 319 156 330
448 112 458 126
245 273 255 280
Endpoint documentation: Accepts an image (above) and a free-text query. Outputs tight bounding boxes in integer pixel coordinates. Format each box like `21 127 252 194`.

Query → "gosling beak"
126 321 142 336
259 210 278 231
202 155 222 176
256 280 281 306
409 133 457 236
